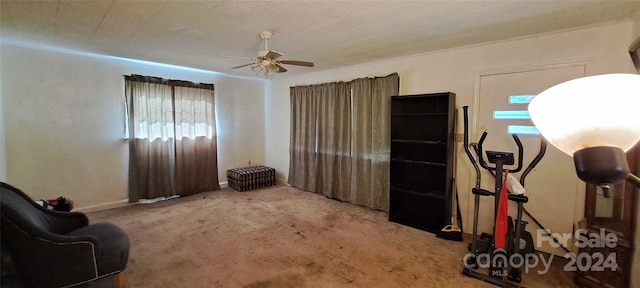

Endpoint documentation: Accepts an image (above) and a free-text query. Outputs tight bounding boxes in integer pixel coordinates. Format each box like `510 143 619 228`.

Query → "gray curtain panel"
173 86 220 196
126 80 176 202
289 73 399 211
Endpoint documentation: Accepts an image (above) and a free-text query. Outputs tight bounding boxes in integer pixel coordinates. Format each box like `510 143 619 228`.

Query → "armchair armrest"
1 182 89 234
39 208 89 234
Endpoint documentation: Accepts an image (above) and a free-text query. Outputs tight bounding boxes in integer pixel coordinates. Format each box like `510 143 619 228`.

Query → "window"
124 74 220 201
493 94 539 135
288 73 399 210
124 76 215 141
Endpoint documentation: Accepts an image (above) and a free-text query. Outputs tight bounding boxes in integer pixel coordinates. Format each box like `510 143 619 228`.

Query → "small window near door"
493 94 539 135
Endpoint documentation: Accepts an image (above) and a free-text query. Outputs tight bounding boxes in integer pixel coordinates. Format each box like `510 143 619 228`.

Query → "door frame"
464 59 591 255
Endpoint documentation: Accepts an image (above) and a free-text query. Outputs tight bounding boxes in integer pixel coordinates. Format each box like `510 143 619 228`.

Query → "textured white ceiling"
2 0 639 78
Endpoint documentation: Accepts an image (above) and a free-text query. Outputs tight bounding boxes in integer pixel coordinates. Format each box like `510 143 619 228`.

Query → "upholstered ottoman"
227 165 276 192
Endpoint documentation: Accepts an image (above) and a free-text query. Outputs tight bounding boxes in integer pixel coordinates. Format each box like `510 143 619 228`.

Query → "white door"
474 64 586 256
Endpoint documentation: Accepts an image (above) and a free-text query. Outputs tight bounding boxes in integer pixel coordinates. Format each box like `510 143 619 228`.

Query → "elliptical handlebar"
520 137 547 186
462 106 481 189
477 129 524 173
477 132 489 170
512 134 524 173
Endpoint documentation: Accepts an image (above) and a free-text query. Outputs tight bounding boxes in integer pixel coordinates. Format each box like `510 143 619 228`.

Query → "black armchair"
0 182 129 288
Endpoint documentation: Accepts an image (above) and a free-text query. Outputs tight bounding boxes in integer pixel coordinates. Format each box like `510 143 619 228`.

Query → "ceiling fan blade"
231 63 254 69
272 64 287 73
265 50 283 60
279 60 315 67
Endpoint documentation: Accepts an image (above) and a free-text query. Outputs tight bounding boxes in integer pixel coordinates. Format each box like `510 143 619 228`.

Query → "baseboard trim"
75 199 133 213
276 178 289 186
77 181 230 213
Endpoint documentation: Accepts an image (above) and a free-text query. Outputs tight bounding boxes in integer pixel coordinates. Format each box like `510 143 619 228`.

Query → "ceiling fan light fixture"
251 64 268 76
251 60 279 77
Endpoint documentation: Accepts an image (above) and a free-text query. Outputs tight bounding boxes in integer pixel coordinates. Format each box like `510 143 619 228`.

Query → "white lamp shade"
528 73 640 156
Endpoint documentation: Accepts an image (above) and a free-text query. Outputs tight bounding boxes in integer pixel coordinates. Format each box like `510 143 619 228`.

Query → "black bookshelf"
389 92 456 233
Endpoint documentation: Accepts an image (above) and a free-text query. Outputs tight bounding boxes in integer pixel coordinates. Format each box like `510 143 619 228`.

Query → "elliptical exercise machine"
461 106 544 287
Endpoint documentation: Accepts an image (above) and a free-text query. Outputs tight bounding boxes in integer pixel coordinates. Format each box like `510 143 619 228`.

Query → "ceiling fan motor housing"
259 31 273 40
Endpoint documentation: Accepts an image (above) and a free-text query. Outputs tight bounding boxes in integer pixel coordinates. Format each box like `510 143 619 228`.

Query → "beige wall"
265 21 637 257
0 45 5 182
633 9 640 39
1 42 266 210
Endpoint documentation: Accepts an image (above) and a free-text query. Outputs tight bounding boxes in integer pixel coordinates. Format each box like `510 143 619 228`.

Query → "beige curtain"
289 73 399 210
289 85 318 192
315 82 352 200
350 75 398 210
126 76 220 202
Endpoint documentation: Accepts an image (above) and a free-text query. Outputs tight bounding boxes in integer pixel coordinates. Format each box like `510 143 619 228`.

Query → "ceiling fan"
224 31 314 75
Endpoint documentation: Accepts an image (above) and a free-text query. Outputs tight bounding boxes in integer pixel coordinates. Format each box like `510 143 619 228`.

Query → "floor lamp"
528 73 640 191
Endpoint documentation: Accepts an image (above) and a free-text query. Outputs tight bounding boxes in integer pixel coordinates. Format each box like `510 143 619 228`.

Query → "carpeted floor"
88 185 574 288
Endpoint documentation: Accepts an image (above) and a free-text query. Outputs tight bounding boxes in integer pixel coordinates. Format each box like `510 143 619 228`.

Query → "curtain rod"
289 72 398 89
124 74 214 90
